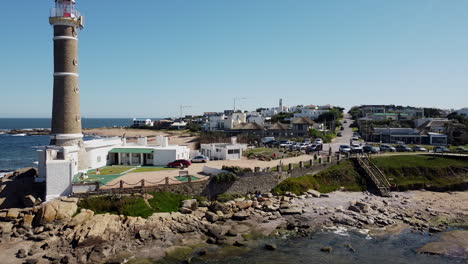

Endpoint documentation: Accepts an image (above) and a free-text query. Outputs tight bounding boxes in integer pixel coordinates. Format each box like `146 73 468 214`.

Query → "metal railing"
356 156 391 197
50 8 81 18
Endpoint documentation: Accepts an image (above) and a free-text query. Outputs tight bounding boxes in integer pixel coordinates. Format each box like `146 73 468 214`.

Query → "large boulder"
205 212 219 223
181 199 198 210
68 209 94 227
23 195 37 208
37 197 78 224
306 189 321 198
72 213 122 246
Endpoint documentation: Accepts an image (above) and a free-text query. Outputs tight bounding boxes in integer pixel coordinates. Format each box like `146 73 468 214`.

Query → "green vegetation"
147 192 190 213
272 155 468 195
271 112 294 124
88 166 134 176
78 191 190 218
221 165 253 175
272 160 367 195
216 193 244 202
131 167 176 173
371 155 468 190
77 195 153 218
212 172 239 183
309 128 336 143
243 147 277 157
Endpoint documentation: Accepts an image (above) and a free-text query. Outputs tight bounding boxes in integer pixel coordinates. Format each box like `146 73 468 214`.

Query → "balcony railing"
50 7 81 18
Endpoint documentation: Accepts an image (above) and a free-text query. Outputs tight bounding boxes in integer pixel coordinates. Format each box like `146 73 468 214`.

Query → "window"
228 149 240 154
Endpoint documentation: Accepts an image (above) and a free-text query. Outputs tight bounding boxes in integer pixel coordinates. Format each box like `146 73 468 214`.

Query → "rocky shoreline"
0 190 466 264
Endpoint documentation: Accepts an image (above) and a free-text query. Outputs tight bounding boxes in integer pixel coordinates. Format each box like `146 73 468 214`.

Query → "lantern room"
51 0 79 18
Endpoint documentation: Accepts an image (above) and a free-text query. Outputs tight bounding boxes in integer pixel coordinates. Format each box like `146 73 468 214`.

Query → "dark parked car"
264 140 279 147
337 132 343 137
395 145 413 152
363 145 380 154
455 147 468 153
167 159 192 168
433 146 450 153
306 144 323 153
412 145 427 152
380 144 396 152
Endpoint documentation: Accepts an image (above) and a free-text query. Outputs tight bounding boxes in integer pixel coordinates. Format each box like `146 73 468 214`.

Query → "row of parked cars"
339 143 468 154
265 138 324 152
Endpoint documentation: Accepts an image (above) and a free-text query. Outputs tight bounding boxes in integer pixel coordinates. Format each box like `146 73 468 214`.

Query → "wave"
12 133 27 136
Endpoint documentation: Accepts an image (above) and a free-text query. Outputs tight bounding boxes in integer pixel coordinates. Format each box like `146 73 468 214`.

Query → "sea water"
0 118 135 172
157 230 463 264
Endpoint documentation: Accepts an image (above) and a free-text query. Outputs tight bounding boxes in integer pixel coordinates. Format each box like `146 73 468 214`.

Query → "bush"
147 192 190 213
221 165 252 175
212 172 239 183
78 195 153 218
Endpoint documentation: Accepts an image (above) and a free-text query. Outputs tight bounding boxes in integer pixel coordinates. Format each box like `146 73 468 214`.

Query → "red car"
167 159 192 168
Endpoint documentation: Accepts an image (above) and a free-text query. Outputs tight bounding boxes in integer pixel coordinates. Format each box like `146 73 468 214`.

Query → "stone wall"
74 158 348 199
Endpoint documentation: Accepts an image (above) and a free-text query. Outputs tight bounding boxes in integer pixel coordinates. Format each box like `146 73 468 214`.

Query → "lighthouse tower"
49 0 84 148
38 0 88 201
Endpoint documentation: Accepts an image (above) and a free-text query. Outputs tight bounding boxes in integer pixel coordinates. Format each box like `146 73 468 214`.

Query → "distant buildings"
455 108 468 117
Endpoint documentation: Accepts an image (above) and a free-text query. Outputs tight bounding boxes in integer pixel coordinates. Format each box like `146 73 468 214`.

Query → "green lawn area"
371 155 468 168
131 167 176 173
88 166 135 176
175 176 200 182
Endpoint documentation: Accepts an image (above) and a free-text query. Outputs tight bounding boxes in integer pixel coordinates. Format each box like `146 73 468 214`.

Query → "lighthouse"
49 0 84 147
38 0 88 200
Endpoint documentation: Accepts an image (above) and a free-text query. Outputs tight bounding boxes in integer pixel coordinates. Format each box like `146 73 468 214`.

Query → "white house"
200 137 247 160
132 118 153 127
294 108 329 120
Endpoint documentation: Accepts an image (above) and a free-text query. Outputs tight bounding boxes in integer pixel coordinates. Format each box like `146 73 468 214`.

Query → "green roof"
109 148 154 154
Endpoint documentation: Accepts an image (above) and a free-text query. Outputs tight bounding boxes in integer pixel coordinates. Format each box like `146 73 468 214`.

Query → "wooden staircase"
356 155 391 197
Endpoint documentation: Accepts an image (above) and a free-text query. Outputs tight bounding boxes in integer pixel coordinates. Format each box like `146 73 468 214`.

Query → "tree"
423 108 443 118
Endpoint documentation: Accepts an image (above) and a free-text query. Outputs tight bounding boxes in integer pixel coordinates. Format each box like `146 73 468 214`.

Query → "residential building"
291 117 315 137
132 118 153 127
368 128 447 145
200 138 248 160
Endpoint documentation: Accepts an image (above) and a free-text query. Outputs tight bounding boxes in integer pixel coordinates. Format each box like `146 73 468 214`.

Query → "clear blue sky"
1 0 468 118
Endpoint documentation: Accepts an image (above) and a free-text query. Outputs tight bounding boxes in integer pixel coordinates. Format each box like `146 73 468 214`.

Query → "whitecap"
12 134 27 136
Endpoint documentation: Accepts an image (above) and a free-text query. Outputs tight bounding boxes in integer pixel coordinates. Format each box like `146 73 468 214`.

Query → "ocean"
0 118 135 173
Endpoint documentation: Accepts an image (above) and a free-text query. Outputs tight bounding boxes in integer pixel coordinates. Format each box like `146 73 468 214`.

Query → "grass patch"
216 193 244 202
78 191 191 218
77 195 153 218
272 160 366 195
147 192 190 213
88 166 134 176
372 155 468 190
131 167 176 173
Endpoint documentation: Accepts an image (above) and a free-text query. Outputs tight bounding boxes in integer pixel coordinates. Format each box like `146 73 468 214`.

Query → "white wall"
86 146 114 169
153 149 177 166
45 160 72 201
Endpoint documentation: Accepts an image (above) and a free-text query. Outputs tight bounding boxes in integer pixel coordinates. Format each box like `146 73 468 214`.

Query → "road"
326 114 355 154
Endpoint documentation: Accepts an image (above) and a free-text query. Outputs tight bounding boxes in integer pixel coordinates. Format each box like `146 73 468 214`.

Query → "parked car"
337 132 343 137
279 140 291 147
339 145 352 153
264 140 279 147
343 120 348 123
191 155 209 163
314 138 323 144
433 146 450 153
412 145 427 152
351 143 363 153
380 144 396 152
296 143 309 150
363 145 380 154
167 159 192 168
395 144 413 152
455 147 468 153
306 144 323 153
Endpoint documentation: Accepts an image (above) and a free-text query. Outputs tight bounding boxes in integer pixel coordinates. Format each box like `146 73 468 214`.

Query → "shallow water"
157 229 463 264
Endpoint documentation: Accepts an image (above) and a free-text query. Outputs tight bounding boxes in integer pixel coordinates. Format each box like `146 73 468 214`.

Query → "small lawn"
371 155 468 168
131 167 176 173
147 192 190 213
243 148 278 157
88 166 135 176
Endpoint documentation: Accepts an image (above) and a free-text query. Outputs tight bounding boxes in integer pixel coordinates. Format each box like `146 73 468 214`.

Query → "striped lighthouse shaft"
50 24 82 146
